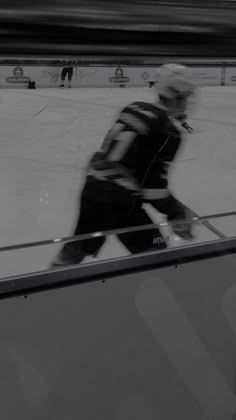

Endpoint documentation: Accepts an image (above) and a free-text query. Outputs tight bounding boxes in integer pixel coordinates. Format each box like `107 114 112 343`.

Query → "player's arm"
141 157 194 240
142 167 194 239
150 193 194 240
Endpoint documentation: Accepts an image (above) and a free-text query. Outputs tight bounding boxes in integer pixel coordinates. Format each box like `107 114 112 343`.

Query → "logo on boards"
109 66 129 84
6 67 31 84
141 71 149 80
13 67 24 77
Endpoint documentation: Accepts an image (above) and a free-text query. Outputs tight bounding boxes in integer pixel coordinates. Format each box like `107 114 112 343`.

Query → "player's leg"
59 68 66 87
117 204 167 254
51 196 106 267
67 68 73 88
52 175 116 267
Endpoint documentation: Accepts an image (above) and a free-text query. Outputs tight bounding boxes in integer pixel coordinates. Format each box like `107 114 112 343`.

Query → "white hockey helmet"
156 63 194 100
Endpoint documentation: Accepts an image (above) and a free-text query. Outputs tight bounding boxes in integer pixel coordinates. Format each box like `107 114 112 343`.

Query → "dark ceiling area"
1 0 236 57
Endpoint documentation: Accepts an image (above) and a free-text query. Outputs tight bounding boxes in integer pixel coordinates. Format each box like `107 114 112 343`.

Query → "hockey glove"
163 196 195 240
151 193 195 240
169 204 195 240
171 218 194 240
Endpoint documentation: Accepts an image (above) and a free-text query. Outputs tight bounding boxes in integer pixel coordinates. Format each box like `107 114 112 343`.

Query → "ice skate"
51 243 87 268
58 83 64 88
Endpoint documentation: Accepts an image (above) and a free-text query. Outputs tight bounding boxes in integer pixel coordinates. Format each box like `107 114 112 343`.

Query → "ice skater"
59 61 74 88
52 64 196 267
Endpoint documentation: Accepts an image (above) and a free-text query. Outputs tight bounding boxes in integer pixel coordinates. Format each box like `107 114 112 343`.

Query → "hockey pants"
61 67 73 82
62 177 167 257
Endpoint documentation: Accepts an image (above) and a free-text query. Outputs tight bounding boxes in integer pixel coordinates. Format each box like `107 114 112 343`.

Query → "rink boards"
0 237 235 419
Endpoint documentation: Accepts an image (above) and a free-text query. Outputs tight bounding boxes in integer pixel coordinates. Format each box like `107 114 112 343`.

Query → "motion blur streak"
0 0 236 56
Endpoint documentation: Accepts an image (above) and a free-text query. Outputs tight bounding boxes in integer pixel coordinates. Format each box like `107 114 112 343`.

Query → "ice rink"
0 85 236 277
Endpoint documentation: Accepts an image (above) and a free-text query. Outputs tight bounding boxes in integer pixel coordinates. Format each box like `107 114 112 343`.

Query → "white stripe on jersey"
108 130 136 161
88 169 139 191
119 112 148 135
137 109 158 120
101 122 125 153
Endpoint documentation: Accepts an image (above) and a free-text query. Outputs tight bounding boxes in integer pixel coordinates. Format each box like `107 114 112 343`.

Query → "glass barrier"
0 84 235 280
0 211 235 281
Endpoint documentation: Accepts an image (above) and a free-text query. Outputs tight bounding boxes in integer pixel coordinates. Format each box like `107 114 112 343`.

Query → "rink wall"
0 237 235 418
0 63 236 87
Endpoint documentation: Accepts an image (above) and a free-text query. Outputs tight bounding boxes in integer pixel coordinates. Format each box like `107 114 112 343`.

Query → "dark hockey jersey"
87 101 182 202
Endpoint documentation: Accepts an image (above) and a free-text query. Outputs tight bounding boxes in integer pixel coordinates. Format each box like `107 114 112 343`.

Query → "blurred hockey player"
59 61 74 88
52 64 196 267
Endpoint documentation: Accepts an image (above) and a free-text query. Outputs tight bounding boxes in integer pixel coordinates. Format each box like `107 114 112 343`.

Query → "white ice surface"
0 86 235 277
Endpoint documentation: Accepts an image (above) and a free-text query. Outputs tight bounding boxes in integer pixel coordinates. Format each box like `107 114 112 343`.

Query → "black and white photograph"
0 1 235 419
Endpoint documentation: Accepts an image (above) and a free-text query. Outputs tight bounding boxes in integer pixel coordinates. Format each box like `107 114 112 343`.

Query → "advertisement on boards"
190 67 222 86
108 66 130 85
225 67 236 85
6 66 31 84
0 64 226 88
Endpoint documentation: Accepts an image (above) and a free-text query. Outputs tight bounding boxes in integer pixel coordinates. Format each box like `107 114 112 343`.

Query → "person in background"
59 61 74 88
